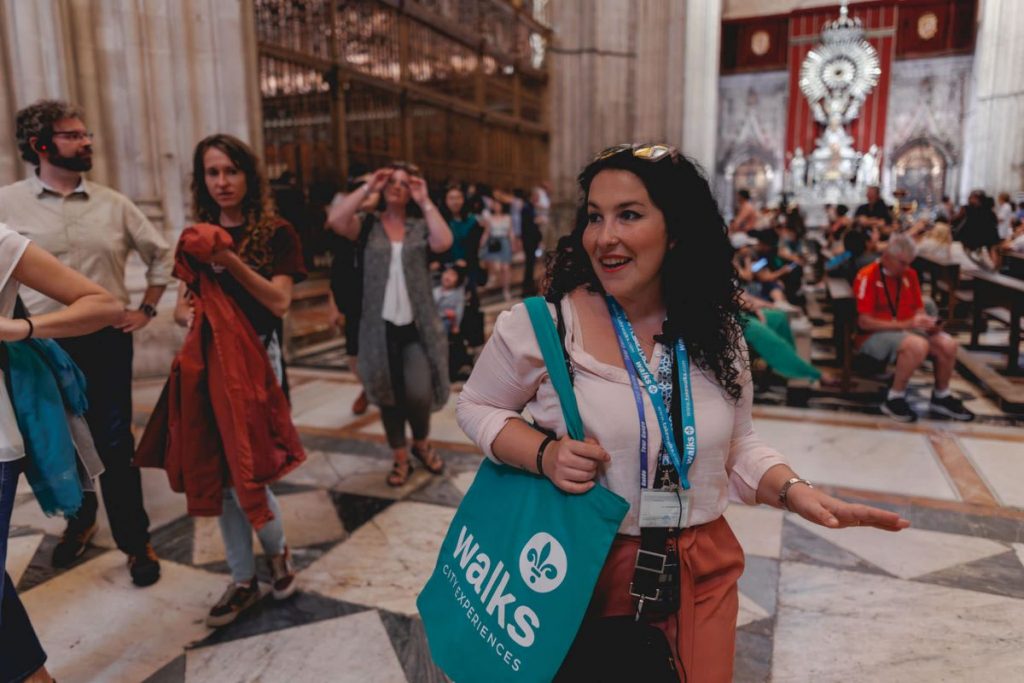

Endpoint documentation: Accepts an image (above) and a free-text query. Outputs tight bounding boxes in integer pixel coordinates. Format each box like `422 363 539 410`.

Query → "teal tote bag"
418 297 629 682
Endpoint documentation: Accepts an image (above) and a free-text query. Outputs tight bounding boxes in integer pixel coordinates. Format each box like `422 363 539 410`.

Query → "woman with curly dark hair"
458 144 907 681
172 134 307 627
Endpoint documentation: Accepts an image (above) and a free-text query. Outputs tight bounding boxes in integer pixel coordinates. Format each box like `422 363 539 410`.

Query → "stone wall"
0 0 262 377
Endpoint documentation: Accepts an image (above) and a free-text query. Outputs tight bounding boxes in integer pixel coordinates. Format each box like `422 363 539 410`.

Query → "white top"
381 241 414 326
457 297 788 535
997 202 1014 240
487 214 512 239
0 223 30 462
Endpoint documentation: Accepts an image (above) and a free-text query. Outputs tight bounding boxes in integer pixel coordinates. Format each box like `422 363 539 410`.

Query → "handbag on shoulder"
417 297 628 683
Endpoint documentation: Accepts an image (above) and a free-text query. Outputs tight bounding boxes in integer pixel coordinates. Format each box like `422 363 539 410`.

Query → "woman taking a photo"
327 163 453 487
457 144 908 681
172 134 306 627
0 223 122 683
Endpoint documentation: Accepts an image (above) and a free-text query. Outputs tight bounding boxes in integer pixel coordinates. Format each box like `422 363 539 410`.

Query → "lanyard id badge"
639 488 691 528
607 296 698 528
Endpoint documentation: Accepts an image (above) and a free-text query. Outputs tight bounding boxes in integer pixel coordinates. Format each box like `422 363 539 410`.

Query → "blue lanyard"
606 297 697 490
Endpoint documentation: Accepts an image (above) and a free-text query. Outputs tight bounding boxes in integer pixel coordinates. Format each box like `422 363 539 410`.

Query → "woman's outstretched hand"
541 436 611 494
785 484 911 531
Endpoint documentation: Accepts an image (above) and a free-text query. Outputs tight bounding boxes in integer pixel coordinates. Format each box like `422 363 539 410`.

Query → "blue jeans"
219 487 286 583
0 459 48 682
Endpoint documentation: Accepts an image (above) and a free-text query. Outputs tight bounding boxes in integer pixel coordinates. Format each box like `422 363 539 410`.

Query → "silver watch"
778 477 813 511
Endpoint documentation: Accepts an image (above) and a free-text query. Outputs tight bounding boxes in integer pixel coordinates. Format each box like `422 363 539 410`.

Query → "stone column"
960 0 1024 196
680 0 722 175
0 0 261 377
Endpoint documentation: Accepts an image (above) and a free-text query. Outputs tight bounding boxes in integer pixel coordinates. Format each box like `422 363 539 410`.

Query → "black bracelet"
21 318 33 340
536 435 554 477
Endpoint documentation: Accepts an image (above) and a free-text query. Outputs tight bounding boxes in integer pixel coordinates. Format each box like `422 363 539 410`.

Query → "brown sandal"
386 458 413 487
411 442 445 475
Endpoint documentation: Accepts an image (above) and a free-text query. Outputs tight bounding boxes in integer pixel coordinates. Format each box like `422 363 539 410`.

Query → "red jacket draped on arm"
134 223 305 529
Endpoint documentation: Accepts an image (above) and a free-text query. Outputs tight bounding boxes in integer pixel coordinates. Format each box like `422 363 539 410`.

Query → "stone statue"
790 147 807 189
856 144 880 189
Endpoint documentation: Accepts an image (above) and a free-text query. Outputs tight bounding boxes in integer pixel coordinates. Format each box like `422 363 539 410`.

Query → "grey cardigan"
357 216 450 410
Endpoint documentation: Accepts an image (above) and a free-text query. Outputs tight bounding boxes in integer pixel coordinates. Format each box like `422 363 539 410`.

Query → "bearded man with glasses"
0 99 172 586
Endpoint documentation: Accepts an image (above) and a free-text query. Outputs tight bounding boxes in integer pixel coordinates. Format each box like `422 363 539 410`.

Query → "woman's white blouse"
381 241 414 326
456 298 789 535
0 223 29 462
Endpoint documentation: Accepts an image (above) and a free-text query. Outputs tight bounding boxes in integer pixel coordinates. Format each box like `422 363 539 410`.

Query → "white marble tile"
185 609 406 683
291 380 373 431
773 562 1024 682
132 380 167 410
724 504 784 559
22 553 227 683
191 490 346 566
789 515 1007 579
331 452 435 501
10 467 189 550
751 419 960 501
303 501 455 616
960 437 1024 509
737 591 771 627
281 449 344 489
450 469 478 495
6 533 43 585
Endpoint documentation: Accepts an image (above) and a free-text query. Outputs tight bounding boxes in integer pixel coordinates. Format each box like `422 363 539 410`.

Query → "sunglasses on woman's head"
388 162 422 175
593 143 679 163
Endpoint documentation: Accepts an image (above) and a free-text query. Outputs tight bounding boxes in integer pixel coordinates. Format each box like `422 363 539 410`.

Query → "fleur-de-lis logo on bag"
526 541 559 583
519 532 568 594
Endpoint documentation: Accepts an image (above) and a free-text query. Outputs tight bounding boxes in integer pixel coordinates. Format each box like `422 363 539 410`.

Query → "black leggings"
380 323 433 449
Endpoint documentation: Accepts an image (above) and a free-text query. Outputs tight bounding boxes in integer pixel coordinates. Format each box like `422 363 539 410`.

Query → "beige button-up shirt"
0 174 173 314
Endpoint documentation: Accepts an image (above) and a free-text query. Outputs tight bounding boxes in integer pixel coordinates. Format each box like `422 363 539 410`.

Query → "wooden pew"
969 271 1024 376
825 276 856 391
913 254 963 325
1004 251 1024 280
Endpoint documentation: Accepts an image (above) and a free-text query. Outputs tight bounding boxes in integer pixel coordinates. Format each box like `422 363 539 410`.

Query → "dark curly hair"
544 146 747 401
15 100 85 166
191 134 278 272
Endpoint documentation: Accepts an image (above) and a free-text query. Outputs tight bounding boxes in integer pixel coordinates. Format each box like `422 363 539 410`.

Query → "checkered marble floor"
8 371 1024 682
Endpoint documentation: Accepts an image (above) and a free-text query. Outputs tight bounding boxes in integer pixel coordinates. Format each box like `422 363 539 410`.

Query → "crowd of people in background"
725 182 1024 424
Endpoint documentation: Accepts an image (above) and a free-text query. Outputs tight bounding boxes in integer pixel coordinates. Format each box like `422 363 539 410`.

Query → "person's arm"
408 176 453 253
326 168 390 239
0 243 122 340
726 364 909 531
456 302 610 494
211 251 294 319
122 202 173 332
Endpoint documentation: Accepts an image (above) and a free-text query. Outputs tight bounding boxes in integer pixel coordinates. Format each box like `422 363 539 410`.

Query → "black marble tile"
780 520 891 577
16 534 108 592
378 610 449 683
738 555 780 617
269 480 319 496
916 550 1024 600
408 477 465 509
330 492 396 533
734 617 773 683
140 654 186 683
150 515 194 568
190 590 370 649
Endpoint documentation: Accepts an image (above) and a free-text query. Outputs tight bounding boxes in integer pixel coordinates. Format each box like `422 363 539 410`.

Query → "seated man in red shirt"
854 234 974 423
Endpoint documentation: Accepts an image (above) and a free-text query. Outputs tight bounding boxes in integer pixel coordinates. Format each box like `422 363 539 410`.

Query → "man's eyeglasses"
52 131 94 142
593 143 678 163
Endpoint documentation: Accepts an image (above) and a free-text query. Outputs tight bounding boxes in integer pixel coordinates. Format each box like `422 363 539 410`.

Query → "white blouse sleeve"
0 223 30 292
725 362 789 504
456 301 548 461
